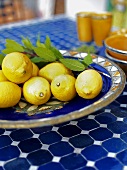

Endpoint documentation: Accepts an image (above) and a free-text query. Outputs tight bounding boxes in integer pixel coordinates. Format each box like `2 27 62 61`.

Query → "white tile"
52 127 59 131
74 148 82 154
86 161 95 167
113 134 120 138
93 141 102 145
20 153 28 158
81 130 89 134
0 161 4 166
88 115 95 119
108 152 116 158
100 124 107 128
61 137 69 142
29 166 38 170
32 134 40 138
52 156 61 162
104 109 111 112
117 117 124 121
11 141 19 146
41 144 49 150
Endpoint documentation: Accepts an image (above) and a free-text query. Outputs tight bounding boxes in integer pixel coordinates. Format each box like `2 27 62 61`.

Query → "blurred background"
0 0 127 28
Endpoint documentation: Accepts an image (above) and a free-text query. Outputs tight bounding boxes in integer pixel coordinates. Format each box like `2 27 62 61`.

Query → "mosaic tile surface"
0 16 127 170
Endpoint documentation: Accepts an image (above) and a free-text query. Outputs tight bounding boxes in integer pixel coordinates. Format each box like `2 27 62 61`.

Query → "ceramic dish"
105 49 127 76
104 34 127 61
0 50 126 129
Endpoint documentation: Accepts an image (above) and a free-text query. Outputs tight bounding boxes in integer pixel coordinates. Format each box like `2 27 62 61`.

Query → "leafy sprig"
0 35 93 71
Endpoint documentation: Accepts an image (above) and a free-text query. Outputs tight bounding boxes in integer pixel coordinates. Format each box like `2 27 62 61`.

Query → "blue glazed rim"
0 51 126 128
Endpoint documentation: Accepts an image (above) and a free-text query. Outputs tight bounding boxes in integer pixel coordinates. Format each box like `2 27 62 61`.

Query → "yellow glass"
92 12 113 46
76 12 94 42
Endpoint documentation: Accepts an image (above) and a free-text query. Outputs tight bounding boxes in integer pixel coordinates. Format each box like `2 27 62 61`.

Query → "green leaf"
44 35 51 48
59 58 85 71
31 57 48 63
22 37 34 50
34 47 56 62
76 45 96 53
2 48 18 54
36 34 46 48
0 54 5 65
82 52 93 67
50 46 64 59
5 39 24 52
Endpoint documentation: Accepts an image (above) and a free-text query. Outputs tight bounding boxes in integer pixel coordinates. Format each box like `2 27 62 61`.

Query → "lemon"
51 74 76 101
31 63 39 77
23 76 51 105
75 69 103 99
39 62 73 83
0 81 21 108
0 70 8 82
2 52 33 84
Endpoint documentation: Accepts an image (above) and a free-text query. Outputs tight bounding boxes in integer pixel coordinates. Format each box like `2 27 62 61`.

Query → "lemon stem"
56 83 60 87
83 87 92 95
39 92 44 97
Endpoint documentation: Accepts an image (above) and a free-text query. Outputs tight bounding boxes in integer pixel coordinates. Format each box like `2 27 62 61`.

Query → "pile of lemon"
0 52 103 108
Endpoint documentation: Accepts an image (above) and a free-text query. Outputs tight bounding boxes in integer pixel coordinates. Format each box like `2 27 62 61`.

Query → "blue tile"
124 85 127 91
31 126 52 134
78 167 95 170
121 132 127 143
95 112 116 124
89 127 113 141
10 129 33 141
18 138 42 153
102 138 127 153
117 149 127 165
4 158 30 170
38 162 64 170
49 141 74 156
116 95 127 104
104 101 120 111
0 129 5 135
0 146 20 161
82 145 107 161
81 167 96 170
69 134 94 148
55 121 70 127
108 121 127 134
58 125 81 137
60 153 87 170
77 119 99 131
111 105 127 118
39 131 62 144
27 149 53 166
95 157 123 170
0 135 12 149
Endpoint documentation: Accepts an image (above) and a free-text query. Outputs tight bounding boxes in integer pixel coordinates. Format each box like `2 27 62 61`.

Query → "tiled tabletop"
0 16 127 170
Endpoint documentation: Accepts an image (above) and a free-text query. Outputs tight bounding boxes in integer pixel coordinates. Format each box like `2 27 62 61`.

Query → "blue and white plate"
0 50 126 129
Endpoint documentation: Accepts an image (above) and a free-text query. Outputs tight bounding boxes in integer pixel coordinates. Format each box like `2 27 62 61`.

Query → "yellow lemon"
2 52 33 84
0 81 21 108
31 63 39 77
75 69 103 99
39 62 73 83
23 76 51 105
0 70 8 82
51 74 76 101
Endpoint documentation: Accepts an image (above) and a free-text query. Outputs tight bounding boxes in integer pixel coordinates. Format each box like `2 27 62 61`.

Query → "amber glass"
76 12 94 42
92 12 113 46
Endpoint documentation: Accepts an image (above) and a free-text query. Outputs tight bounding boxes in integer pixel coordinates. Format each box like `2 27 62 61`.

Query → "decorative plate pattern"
0 50 125 129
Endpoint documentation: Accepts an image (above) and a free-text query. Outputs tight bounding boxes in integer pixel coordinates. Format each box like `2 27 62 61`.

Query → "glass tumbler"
76 12 94 42
92 12 113 46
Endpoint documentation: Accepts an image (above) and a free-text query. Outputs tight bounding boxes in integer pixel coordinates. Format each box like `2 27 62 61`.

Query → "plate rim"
0 50 126 129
